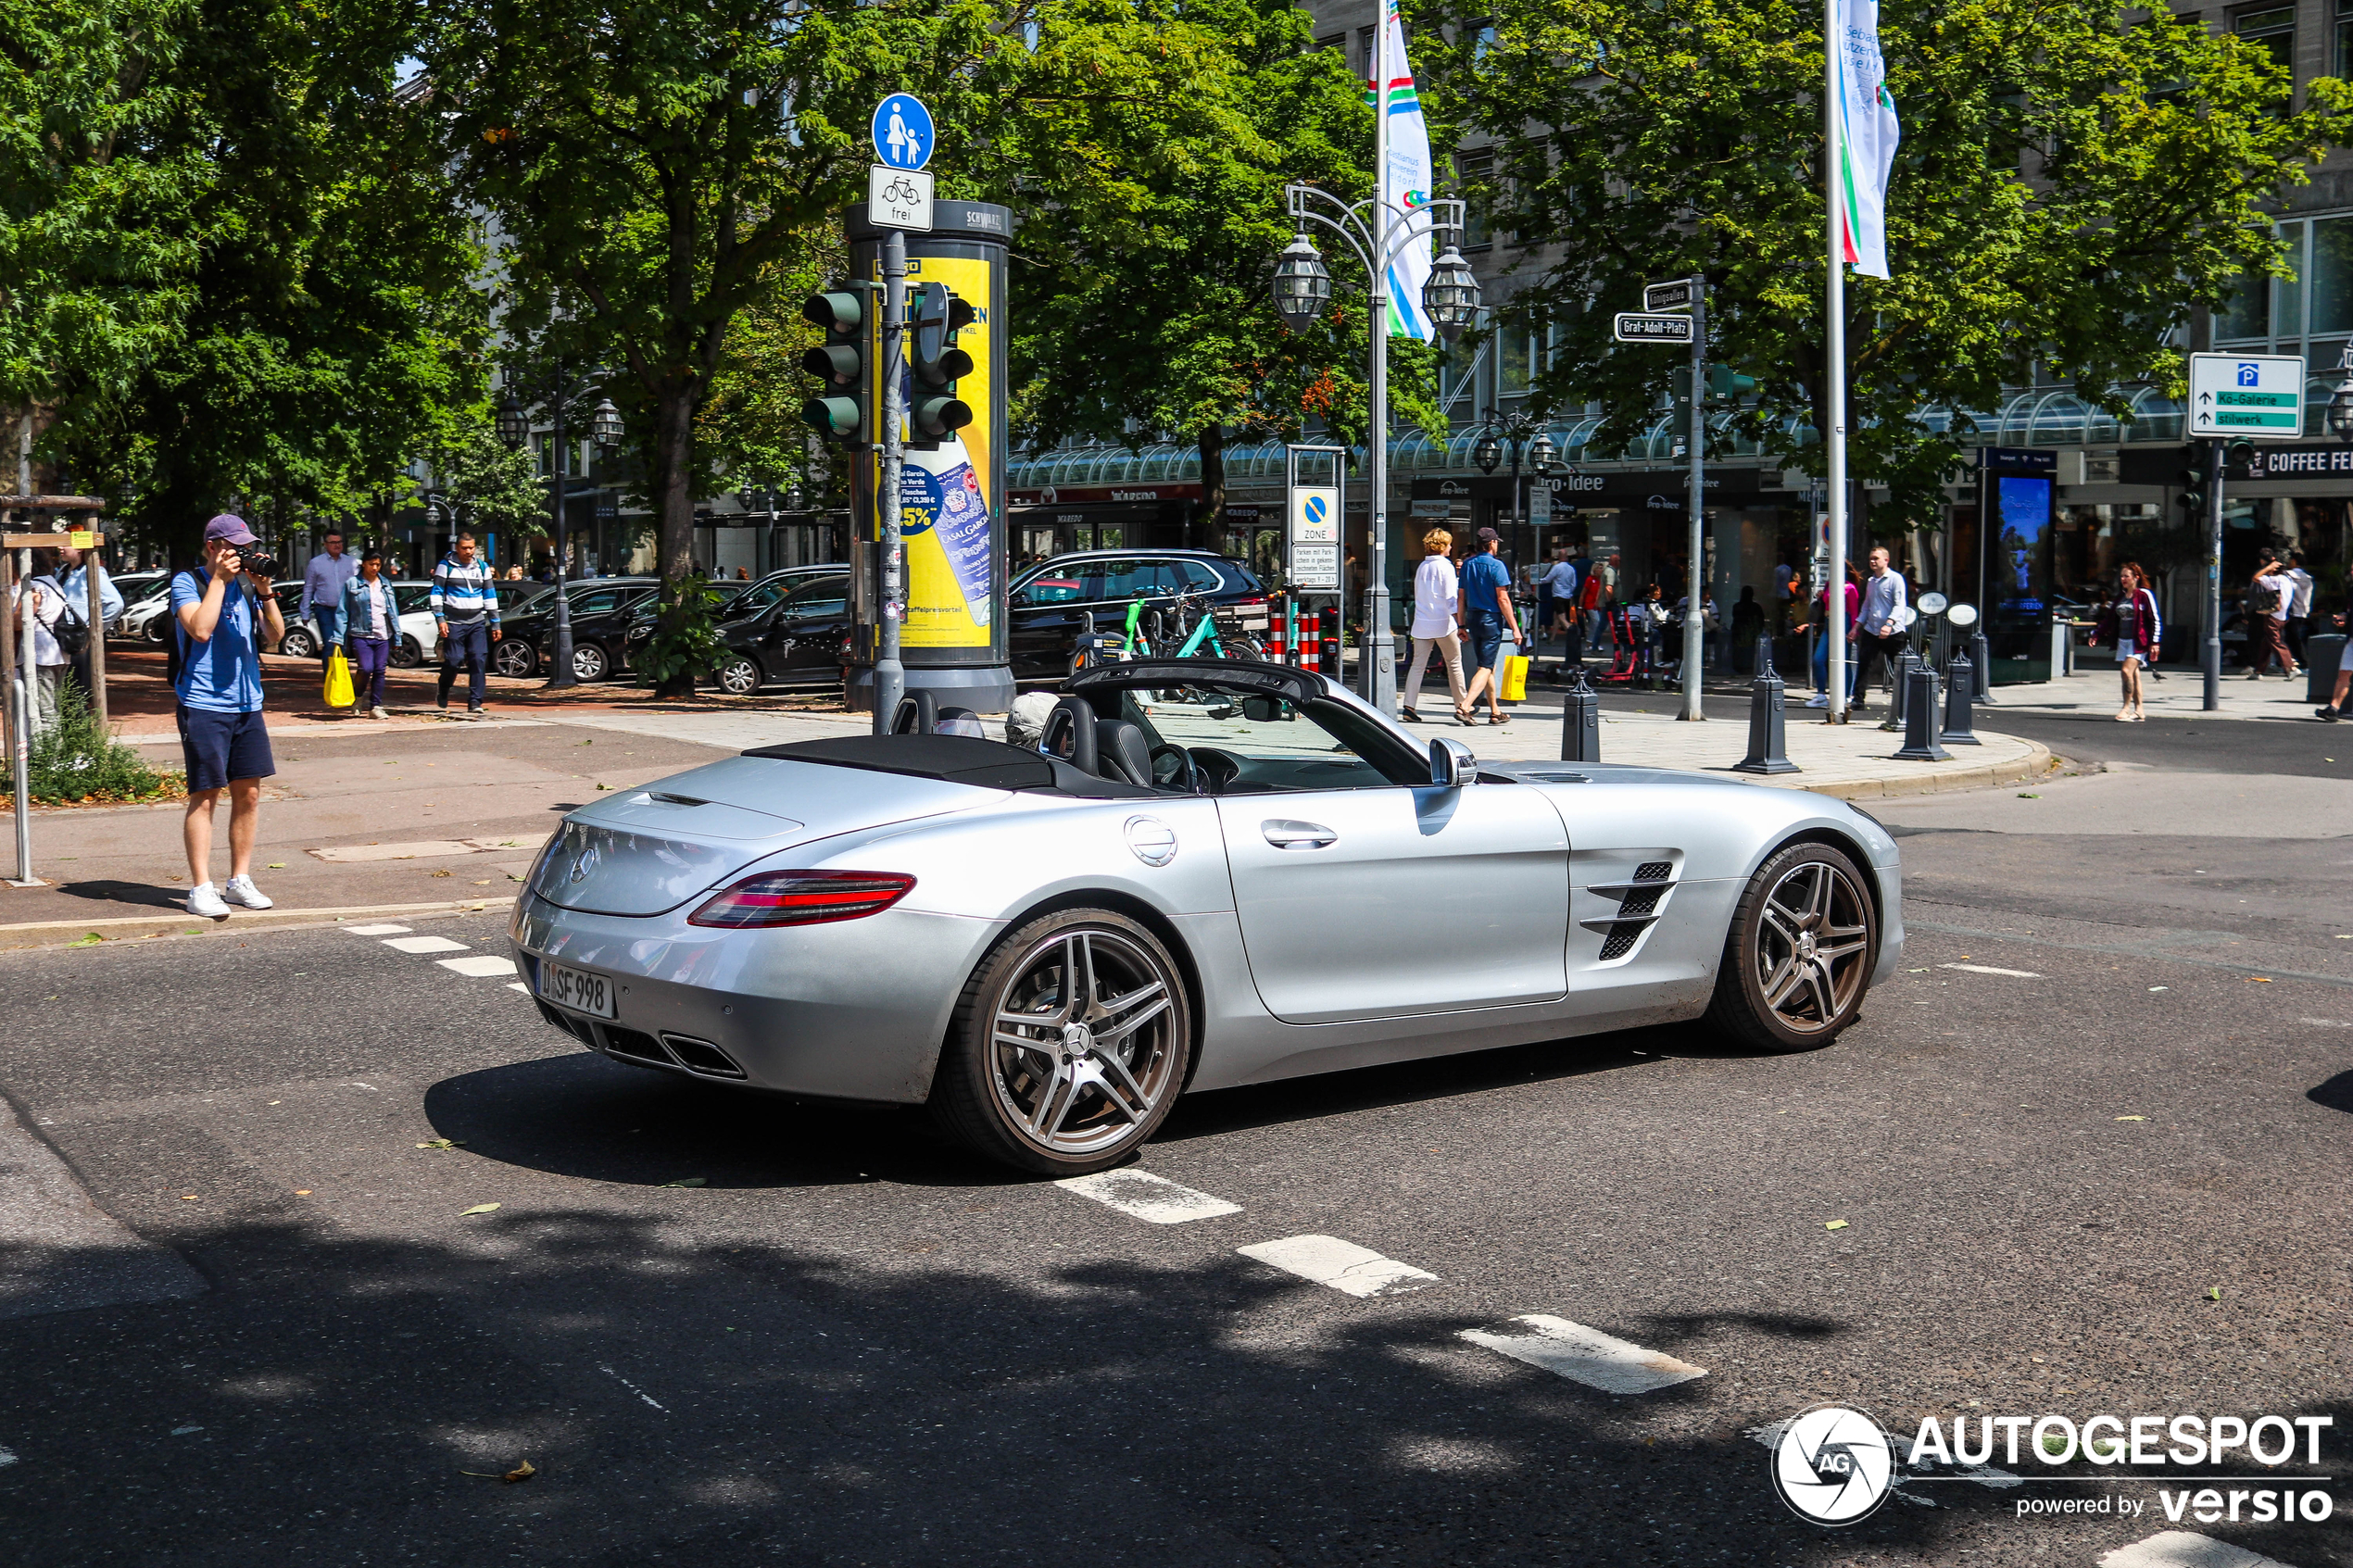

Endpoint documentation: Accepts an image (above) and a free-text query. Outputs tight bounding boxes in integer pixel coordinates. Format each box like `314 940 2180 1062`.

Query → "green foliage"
1010 0 1445 536
634 578 733 690
34 0 484 545
0 679 181 805
0 0 203 417
1412 0 2349 523
435 416 547 539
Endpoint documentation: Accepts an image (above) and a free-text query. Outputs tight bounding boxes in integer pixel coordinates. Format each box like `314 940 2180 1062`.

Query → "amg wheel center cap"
1061 1022 1095 1059
1796 931 1818 960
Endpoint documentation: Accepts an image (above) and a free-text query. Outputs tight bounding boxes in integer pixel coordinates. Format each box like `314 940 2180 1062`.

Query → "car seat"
1092 718 1154 786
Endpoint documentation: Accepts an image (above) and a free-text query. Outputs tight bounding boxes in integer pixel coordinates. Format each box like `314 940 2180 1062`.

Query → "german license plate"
539 960 616 1019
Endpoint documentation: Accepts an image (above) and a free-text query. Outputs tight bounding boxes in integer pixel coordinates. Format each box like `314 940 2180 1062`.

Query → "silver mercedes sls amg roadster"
511 659 1903 1173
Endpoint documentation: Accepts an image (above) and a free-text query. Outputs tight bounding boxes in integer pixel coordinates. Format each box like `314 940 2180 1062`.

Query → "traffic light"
2177 444 2208 519
2225 437 2258 478
1707 365 1758 399
800 286 872 444
908 281 975 439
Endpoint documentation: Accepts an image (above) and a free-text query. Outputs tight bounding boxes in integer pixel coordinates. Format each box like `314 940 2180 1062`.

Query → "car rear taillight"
687 870 915 929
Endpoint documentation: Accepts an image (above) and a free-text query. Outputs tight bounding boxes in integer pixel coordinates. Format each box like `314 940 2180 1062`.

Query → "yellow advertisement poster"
868 252 995 651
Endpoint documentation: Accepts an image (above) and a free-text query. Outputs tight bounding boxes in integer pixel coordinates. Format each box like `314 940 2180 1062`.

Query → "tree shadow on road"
2309 1070 2353 1114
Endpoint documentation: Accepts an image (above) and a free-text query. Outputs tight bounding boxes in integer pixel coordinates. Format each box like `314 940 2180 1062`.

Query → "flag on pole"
1831 0 1900 280
1375 0 1436 341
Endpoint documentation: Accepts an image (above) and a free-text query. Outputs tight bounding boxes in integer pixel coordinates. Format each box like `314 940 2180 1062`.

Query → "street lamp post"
1470 408 1559 589
1273 193 1476 714
497 367 623 690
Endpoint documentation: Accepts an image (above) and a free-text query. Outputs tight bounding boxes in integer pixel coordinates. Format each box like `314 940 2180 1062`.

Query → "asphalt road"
1 726 2347 1567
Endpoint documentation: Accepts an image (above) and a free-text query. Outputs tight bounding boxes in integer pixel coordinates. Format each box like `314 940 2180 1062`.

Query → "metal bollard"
1321 608 1340 681
2050 617 2070 681
1560 664 1601 763
1969 629 1994 702
1894 663 1950 760
1879 646 1916 732
1733 633 1800 775
1941 649 1981 745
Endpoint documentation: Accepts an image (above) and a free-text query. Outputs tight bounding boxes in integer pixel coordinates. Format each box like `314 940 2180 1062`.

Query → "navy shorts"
1465 616 1504 671
176 706 276 793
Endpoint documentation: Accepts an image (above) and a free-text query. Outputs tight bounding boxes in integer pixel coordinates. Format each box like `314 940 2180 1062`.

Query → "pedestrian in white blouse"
1403 529 1470 724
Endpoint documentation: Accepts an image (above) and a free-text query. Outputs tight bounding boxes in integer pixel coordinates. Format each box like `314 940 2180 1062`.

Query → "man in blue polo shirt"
170 514 285 920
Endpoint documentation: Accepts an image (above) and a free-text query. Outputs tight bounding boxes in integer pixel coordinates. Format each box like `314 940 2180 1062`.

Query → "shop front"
1006 484 1202 567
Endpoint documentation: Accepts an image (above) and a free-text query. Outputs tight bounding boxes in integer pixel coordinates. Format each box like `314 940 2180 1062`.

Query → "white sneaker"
371 706 388 720
1803 693 1830 708
223 874 273 909
187 883 231 920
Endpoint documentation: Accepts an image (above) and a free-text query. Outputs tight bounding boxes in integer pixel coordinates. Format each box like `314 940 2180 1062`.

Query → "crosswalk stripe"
1942 962 2043 978
346 923 411 936
2098 1532 2296 1568
507 982 530 993
1236 1235 1440 1298
1459 1314 1706 1394
381 935 469 955
1055 1169 1241 1224
437 955 518 978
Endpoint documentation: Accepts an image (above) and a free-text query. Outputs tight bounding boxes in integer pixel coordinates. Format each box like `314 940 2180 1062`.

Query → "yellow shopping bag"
323 646 355 709
1500 653 1530 703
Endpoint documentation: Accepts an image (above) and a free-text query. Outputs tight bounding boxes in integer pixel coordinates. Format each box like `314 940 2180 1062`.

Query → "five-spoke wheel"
931 909 1191 1173
1705 841 1877 1051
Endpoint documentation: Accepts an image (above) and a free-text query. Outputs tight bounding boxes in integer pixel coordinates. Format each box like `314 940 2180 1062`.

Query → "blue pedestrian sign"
872 94 934 172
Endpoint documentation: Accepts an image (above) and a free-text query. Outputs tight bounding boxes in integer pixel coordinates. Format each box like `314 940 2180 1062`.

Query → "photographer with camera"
169 514 284 920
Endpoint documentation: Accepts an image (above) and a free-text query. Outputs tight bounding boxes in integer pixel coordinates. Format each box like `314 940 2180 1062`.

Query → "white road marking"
598 1364 665 1411
1055 1169 1241 1224
1458 1314 1706 1394
0 1444 14 1466
2098 1532 2296 1568
508 982 530 993
1236 1236 1440 1298
1744 1420 2021 1492
382 935 469 955
1942 962 2043 978
345 923 411 936
437 955 518 979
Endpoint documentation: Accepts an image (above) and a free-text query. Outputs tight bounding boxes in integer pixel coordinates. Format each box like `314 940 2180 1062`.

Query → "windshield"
774 575 849 619
1047 675 1428 796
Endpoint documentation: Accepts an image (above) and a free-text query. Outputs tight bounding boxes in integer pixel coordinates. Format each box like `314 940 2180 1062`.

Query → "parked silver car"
511 659 1904 1174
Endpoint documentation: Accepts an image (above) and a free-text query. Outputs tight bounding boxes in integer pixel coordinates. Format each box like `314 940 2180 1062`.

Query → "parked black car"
705 573 852 693
620 564 849 665
491 577 661 681
1006 549 1268 681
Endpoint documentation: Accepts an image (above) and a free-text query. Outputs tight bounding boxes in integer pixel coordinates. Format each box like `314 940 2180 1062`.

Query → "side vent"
1583 860 1678 961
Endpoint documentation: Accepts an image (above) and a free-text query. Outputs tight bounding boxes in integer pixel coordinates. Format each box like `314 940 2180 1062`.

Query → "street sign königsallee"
1642 280 1694 312
2186 352 2306 440
872 94 934 171
1615 312 1694 345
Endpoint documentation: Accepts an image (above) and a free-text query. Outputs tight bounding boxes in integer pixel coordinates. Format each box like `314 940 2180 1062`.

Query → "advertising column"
847 200 1014 712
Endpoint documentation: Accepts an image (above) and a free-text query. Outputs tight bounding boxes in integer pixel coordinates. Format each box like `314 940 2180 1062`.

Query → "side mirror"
1429 736 1475 788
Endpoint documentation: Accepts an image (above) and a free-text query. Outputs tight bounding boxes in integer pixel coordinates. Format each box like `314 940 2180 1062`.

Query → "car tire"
493 638 537 678
571 642 610 682
929 909 1192 1176
144 617 169 645
390 636 422 669
1705 840 1878 1053
714 654 762 696
279 626 316 659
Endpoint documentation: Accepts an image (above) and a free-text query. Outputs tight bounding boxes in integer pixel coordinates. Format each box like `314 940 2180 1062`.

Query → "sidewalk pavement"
0 646 2045 949
1967 665 2338 723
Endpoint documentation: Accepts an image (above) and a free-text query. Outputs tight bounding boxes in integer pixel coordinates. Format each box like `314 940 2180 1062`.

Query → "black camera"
238 551 281 581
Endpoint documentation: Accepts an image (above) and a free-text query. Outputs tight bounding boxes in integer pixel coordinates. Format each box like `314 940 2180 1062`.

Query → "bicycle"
1165 589 1266 662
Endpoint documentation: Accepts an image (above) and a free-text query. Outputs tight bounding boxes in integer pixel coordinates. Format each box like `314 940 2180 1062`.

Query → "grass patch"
0 679 185 807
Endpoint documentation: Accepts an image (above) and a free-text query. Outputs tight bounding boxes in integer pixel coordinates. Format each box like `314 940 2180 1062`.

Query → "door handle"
1262 820 1338 850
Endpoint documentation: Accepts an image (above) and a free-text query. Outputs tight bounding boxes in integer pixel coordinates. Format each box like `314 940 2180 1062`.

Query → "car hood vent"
527 754 992 917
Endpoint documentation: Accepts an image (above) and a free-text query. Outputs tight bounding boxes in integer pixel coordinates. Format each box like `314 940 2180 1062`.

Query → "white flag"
1832 0 1900 279
1376 0 1436 340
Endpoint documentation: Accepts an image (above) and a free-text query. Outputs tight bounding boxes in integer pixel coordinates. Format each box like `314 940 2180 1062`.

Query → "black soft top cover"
740 734 1153 797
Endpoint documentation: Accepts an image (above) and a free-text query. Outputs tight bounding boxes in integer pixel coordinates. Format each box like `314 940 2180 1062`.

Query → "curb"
0 897 519 954
1753 738 2057 802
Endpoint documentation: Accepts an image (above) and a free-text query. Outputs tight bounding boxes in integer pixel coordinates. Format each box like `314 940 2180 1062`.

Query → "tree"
1011 0 1454 548
0 0 203 471
1411 0 2349 523
38 0 484 546
434 414 547 540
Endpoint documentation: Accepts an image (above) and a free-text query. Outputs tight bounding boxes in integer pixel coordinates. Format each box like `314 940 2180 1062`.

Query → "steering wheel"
1188 746 1244 793
1149 744 1202 795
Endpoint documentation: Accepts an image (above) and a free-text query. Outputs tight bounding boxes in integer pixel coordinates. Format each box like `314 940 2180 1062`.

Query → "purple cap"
204 513 258 546
1476 526 1501 542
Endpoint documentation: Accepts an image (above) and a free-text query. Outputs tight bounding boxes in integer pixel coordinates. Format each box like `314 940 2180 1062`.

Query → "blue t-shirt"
1460 553 1511 622
170 570 265 713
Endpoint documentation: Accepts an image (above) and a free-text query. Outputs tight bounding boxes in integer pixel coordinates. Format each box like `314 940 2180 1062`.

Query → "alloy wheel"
717 657 761 696
987 928 1183 1158
1753 859 1871 1034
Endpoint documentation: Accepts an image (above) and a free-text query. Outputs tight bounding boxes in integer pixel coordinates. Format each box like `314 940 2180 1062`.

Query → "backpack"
2249 579 2281 616
32 577 88 656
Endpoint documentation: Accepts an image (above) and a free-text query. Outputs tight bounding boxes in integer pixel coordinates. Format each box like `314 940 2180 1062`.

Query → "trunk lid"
527 754 991 917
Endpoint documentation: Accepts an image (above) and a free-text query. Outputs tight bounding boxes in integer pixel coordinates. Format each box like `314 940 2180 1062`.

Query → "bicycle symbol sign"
872 94 934 171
